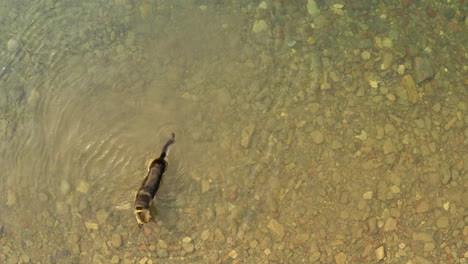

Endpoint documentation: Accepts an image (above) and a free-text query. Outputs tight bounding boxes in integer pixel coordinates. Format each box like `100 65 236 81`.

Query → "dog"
134 133 175 225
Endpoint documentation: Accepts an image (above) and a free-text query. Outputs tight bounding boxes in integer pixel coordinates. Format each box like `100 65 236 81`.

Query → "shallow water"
1 0 467 263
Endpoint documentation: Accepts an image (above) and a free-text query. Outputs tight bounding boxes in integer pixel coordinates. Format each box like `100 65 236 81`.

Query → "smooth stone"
182 241 194 253
384 217 397 232
363 191 373 200
84 222 99 230
414 57 434 83
249 240 258 249
375 246 385 261
361 51 371 60
6 190 17 207
60 180 71 195
76 181 89 194
401 74 418 104
252 20 268 33
96 209 109 224
436 216 449 229
416 200 429 213
7 38 20 53
310 130 324 144
413 232 433 242
111 255 120 264
267 218 285 239
241 124 255 148
228 250 238 259
383 138 396 154
110 234 122 248
307 0 320 18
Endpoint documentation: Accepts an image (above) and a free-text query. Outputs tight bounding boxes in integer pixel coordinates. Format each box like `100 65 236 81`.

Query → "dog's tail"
159 132 175 159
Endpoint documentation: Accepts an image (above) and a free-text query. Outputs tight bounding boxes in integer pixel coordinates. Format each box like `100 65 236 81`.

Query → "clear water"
0 0 466 263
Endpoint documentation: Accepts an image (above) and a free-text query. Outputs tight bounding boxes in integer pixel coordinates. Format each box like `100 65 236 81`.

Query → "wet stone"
416 200 429 213
110 233 122 248
6 190 17 207
228 250 238 259
96 209 110 224
413 232 433 242
241 124 255 148
111 255 120 264
182 237 194 253
7 38 20 53
384 217 397 232
414 57 434 83
334 252 346 264
375 246 385 261
85 222 99 230
267 218 285 239
60 180 71 195
157 248 168 258
436 215 449 229
249 239 258 249
21 254 30 263
310 130 324 144
77 181 90 194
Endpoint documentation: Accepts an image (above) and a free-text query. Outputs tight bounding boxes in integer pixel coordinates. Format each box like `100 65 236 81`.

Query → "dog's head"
134 207 152 225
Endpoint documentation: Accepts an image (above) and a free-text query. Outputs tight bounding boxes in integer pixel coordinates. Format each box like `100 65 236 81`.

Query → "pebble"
60 180 71 195
249 240 258 249
361 51 371 60
363 191 373 200
84 222 99 230
96 209 110 224
375 246 385 261
381 53 393 70
182 239 194 253
201 230 210 241
416 200 429 213
110 234 122 248
252 20 268 33
383 138 396 154
331 140 343 149
157 248 168 258
386 93 396 102
309 251 321 262
382 38 393 48
201 179 210 193
307 0 320 18
334 252 346 264
383 217 397 232
6 190 17 207
77 181 90 194
414 56 434 83
7 38 20 53
267 218 285 239
310 130 324 144
139 257 148 264
397 64 405 75
413 232 433 242
111 255 120 264
401 74 418 104
241 124 255 148
436 216 449 229
20 253 30 263
228 250 238 259
390 185 400 193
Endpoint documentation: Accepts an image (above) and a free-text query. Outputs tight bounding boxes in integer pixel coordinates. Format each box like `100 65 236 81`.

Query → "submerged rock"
414 57 434 83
